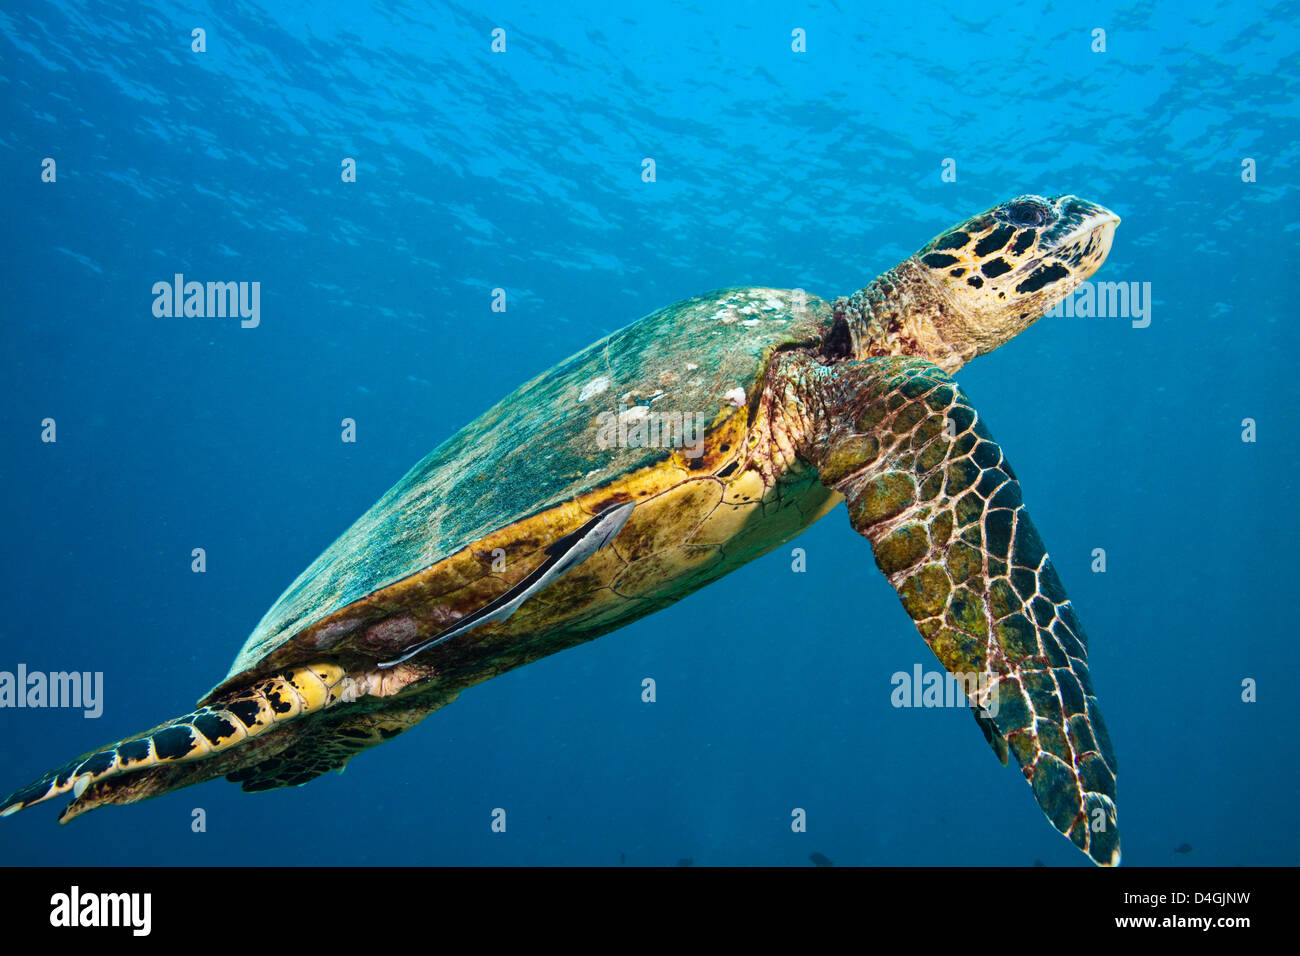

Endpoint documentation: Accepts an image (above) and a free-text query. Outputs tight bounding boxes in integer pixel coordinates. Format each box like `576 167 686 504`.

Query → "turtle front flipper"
804 356 1120 866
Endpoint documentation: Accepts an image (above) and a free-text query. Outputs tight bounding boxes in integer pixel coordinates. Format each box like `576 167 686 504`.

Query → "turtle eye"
1001 200 1052 227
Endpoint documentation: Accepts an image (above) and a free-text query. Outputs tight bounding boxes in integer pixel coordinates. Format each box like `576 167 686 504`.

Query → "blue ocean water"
1 0 1296 867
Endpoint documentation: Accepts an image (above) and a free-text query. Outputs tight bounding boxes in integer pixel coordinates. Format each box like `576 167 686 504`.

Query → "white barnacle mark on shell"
741 319 761 327
723 388 746 407
685 362 699 371
578 376 610 402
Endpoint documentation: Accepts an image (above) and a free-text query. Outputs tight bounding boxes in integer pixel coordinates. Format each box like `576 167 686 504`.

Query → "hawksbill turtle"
2 194 1122 865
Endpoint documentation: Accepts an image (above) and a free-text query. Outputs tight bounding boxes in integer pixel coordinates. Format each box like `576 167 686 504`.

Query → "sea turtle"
2 194 1123 865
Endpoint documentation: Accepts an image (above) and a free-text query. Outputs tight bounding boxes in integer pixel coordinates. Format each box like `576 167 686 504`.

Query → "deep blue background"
2 0 1296 866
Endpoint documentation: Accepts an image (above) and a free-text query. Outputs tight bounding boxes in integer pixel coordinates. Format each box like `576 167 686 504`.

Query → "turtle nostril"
1002 200 1052 227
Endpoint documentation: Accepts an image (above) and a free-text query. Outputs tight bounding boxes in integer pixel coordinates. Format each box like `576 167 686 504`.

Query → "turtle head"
910 194 1120 360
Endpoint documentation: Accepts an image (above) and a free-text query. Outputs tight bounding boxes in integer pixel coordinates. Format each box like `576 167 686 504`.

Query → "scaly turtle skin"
2 194 1123 865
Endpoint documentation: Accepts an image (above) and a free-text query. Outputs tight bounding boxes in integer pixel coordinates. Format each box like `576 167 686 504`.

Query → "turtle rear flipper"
806 357 1120 866
226 696 444 792
0 663 351 821
47 701 441 821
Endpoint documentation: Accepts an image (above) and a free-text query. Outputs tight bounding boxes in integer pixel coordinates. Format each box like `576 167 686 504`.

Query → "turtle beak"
1036 196 1120 283
1046 196 1120 252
